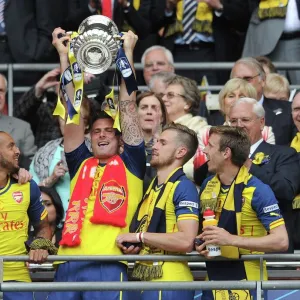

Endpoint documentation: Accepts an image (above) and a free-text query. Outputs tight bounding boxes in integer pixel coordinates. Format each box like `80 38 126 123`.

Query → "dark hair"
255 56 277 73
209 126 250 167
89 110 121 135
163 122 199 164
136 91 168 126
39 186 64 227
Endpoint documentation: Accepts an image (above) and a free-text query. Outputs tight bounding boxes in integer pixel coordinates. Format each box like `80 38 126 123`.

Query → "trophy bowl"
73 15 120 74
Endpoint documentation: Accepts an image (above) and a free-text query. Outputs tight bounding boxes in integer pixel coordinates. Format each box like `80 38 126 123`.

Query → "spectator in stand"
142 46 175 86
0 74 37 169
229 98 300 252
194 78 275 185
256 56 277 75
148 71 176 97
243 0 300 84
14 68 96 149
39 187 64 248
264 73 290 101
14 68 62 149
29 186 64 248
137 91 168 192
231 57 295 145
29 97 93 216
290 92 300 249
157 0 251 84
162 74 207 180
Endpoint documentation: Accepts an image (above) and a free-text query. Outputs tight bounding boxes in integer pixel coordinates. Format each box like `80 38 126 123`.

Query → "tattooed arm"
119 31 144 146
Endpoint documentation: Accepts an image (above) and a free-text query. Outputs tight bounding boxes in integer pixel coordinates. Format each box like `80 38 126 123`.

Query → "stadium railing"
1 254 300 300
4 62 300 116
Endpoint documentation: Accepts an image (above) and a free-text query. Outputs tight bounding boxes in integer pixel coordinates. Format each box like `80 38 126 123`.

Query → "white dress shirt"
249 138 263 158
284 0 300 33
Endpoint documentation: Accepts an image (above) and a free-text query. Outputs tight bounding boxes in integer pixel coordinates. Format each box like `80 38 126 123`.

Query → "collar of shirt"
249 138 263 158
258 95 264 106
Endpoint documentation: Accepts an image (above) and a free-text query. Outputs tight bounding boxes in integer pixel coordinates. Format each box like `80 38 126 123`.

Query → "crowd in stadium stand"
1 0 300 300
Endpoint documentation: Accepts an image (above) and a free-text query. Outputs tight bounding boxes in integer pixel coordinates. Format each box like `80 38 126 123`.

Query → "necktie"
102 0 113 20
0 0 5 35
296 0 300 20
182 0 197 44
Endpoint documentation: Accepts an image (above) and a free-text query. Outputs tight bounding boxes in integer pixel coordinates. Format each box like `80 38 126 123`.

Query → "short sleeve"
173 179 199 222
251 179 284 231
65 142 93 179
28 180 48 225
121 142 146 180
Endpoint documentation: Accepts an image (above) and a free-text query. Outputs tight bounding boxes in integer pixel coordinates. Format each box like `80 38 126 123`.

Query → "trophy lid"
78 15 119 37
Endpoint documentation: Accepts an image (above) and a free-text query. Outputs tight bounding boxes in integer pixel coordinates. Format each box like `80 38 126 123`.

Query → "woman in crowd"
162 75 208 180
39 186 64 247
194 78 275 184
137 91 168 192
29 97 93 214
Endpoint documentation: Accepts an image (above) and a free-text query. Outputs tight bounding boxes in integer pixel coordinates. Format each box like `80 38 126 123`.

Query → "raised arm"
119 31 144 146
52 28 85 153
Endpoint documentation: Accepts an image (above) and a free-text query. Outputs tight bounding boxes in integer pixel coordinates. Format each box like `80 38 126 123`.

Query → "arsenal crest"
100 180 126 213
12 191 23 204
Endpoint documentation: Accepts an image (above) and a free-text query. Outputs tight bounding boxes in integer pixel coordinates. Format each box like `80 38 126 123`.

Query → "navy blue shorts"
3 291 33 300
141 290 195 300
47 261 128 300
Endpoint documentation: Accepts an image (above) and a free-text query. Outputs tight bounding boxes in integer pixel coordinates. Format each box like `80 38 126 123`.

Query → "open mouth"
98 142 109 147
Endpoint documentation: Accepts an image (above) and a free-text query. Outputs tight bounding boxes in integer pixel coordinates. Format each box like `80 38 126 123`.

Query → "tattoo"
33 216 52 240
119 100 144 146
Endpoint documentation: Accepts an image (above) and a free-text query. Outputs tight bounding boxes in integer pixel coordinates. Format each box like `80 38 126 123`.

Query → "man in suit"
229 97 300 252
157 0 250 84
243 0 300 84
0 74 37 167
231 57 296 145
0 0 60 64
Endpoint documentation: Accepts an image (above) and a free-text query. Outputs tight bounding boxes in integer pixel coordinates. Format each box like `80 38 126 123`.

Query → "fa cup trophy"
72 15 120 74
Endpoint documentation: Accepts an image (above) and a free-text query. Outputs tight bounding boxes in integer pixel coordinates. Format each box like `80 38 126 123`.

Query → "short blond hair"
264 73 290 99
219 78 257 112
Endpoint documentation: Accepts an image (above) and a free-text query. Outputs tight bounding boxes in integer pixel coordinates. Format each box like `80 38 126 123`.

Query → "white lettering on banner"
178 201 199 209
263 204 279 213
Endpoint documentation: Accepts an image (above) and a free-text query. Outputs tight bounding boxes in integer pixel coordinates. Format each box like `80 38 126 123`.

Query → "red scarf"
60 156 128 247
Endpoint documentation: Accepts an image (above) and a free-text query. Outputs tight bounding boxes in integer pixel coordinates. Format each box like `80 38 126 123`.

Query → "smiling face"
203 133 226 174
143 49 174 85
0 132 20 174
138 95 163 132
229 102 264 145
90 118 120 162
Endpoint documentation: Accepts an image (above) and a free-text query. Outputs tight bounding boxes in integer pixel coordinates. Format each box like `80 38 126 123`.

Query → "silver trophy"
73 15 120 74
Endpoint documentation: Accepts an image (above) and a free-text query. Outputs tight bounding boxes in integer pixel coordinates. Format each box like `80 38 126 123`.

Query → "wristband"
26 237 58 255
141 232 145 243
136 233 140 243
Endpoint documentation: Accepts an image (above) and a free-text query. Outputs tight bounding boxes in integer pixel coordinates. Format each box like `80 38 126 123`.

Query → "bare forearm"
143 232 194 253
119 50 143 145
231 231 288 252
